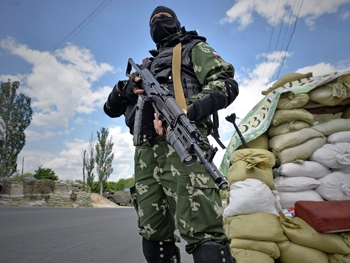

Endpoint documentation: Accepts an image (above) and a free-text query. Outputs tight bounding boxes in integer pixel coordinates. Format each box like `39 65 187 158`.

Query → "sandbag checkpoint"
221 70 350 263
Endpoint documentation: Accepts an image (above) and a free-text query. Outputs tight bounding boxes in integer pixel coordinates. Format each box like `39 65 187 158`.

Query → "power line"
22 0 113 74
275 0 304 79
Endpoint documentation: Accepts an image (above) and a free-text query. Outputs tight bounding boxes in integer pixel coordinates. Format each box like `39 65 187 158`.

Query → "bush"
34 166 58 180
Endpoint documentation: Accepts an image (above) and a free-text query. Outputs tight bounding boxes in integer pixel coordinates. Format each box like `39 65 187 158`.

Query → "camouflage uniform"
130 33 234 256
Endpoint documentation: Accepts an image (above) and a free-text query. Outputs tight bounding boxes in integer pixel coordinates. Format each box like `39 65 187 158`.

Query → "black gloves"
124 77 143 103
187 91 228 121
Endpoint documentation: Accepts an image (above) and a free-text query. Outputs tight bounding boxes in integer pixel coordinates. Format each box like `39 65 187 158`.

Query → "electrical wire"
22 0 113 74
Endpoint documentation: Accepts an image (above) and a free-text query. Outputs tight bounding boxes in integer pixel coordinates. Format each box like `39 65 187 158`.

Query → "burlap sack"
226 212 288 242
312 118 350 136
230 248 274 263
277 92 309 110
342 105 350 119
228 149 275 189
268 121 310 137
272 109 314 126
281 217 350 254
238 133 269 150
269 128 324 153
230 239 280 259
262 72 313 95
308 75 350 106
277 241 329 263
274 137 326 164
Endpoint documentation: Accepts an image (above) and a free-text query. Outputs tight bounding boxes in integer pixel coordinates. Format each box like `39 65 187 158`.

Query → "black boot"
192 241 235 263
142 237 180 263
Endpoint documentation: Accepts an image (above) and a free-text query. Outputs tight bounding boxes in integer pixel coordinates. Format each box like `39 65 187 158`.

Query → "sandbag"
262 72 313 95
238 133 269 150
315 172 350 201
333 165 350 174
230 239 280 259
274 176 320 192
312 118 350 136
278 190 324 209
224 179 281 217
309 142 350 169
277 241 329 263
281 217 350 254
328 254 350 263
228 149 275 189
279 161 331 179
226 212 288 242
308 75 350 106
342 105 350 119
274 137 326 164
272 109 314 126
267 120 310 137
277 92 309 110
230 248 274 263
328 131 350 144
269 128 324 153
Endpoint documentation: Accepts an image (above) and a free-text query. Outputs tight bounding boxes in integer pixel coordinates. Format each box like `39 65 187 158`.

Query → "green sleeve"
189 41 235 98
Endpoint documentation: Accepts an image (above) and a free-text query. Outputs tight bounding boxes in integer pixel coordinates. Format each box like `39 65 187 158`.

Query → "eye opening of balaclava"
149 6 181 44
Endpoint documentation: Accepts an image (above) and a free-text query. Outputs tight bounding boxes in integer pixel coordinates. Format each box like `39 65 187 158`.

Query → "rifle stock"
127 58 228 190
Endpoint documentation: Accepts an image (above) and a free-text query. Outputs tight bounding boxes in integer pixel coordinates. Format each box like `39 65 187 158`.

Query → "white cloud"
0 37 114 128
221 0 350 29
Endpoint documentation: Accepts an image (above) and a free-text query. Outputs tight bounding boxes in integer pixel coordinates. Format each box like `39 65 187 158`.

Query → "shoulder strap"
172 43 187 114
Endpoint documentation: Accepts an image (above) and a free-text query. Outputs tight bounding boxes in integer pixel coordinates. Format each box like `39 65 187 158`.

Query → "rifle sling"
172 43 187 114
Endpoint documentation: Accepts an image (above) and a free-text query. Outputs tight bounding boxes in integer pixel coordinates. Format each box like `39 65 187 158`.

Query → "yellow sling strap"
172 42 187 114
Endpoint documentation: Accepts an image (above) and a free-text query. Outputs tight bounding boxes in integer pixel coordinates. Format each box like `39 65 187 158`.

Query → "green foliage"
90 177 134 194
95 127 114 194
11 172 34 180
34 166 59 180
0 80 33 178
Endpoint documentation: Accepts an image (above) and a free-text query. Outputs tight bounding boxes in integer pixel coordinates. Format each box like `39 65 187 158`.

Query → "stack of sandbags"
225 148 281 216
224 149 284 262
307 121 350 201
276 161 329 209
279 216 350 263
224 212 287 263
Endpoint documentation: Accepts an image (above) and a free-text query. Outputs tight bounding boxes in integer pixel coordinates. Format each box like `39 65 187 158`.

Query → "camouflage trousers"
130 135 229 255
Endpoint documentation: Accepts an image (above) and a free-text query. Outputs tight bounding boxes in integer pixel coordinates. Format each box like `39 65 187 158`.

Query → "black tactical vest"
149 31 206 99
126 31 206 137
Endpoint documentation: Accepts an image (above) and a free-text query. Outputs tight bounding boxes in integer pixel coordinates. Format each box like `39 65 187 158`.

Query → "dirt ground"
90 193 119 208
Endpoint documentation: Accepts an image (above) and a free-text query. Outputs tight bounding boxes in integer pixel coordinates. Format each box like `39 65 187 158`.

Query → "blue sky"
1 0 350 182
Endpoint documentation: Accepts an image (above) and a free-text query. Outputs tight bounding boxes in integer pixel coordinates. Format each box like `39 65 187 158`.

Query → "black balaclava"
149 6 181 44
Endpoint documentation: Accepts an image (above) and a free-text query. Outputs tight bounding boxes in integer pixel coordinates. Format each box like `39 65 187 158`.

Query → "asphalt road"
0 207 193 263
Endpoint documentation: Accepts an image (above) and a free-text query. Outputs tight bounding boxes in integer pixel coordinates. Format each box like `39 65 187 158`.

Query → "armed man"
103 6 239 263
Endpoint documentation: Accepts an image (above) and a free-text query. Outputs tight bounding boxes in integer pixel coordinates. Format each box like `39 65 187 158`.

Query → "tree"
95 127 114 195
0 80 33 178
34 166 59 180
83 133 95 193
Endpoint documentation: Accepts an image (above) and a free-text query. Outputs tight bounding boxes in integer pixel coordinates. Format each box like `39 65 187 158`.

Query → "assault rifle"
126 58 228 190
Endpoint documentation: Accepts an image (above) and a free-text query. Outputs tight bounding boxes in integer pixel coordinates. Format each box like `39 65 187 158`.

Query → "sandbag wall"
224 74 350 263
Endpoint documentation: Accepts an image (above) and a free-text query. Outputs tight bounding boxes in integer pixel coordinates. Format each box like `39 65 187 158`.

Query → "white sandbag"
309 142 350 169
327 131 350 144
333 165 350 174
278 190 324 209
274 176 320 192
315 172 350 201
224 179 281 217
279 161 331 179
